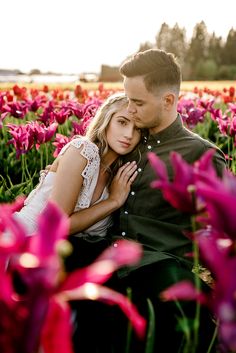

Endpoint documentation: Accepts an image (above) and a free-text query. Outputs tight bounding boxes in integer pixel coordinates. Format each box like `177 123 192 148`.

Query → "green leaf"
145 298 155 353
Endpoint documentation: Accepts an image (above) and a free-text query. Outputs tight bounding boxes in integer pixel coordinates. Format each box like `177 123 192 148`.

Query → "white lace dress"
14 138 113 236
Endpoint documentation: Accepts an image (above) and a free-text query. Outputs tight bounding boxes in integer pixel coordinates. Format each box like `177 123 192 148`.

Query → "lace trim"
24 138 100 210
59 138 100 208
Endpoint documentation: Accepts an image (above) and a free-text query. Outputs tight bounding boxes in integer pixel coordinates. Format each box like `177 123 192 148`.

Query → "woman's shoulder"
59 137 99 160
70 137 99 160
70 137 100 181
70 136 98 150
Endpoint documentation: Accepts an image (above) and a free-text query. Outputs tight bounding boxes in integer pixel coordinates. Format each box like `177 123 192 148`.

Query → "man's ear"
163 93 175 109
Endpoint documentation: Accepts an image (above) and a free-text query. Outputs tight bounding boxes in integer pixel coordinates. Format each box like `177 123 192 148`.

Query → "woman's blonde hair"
85 92 128 158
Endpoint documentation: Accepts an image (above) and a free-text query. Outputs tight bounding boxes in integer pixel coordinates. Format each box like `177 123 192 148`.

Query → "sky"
1 0 235 74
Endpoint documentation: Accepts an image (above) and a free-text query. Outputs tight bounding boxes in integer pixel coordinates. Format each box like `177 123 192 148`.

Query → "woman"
14 92 142 237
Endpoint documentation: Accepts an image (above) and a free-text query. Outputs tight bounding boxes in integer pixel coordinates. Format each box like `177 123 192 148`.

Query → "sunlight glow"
19 253 39 268
0 0 235 74
83 283 100 300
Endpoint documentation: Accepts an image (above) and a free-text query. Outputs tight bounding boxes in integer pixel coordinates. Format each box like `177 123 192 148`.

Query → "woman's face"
106 106 141 155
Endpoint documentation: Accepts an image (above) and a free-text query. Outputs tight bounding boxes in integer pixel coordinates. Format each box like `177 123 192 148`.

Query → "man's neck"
149 113 178 135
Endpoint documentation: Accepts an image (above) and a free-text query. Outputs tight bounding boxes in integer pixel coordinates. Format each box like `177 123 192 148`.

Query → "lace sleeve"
59 138 100 208
71 138 100 177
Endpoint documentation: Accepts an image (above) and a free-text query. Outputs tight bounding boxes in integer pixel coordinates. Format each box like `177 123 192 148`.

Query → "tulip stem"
227 136 232 170
21 153 33 187
125 287 132 353
40 148 44 171
206 319 218 353
43 143 49 168
191 216 201 353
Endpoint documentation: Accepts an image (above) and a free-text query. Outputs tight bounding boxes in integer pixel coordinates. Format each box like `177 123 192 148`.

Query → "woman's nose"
124 126 134 139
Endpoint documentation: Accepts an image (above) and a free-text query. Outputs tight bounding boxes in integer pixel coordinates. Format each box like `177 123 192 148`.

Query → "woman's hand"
109 161 138 208
69 161 138 234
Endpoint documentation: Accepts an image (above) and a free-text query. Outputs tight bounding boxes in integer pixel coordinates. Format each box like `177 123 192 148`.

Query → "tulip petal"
30 201 69 259
59 283 146 339
161 280 206 304
40 298 74 353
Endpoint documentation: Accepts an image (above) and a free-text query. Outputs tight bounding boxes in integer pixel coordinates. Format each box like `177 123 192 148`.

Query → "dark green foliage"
138 21 236 80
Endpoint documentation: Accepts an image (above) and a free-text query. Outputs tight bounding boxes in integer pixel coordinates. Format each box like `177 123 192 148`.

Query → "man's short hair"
120 49 181 94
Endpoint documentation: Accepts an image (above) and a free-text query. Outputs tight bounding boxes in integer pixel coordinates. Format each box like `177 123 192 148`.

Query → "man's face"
123 76 165 134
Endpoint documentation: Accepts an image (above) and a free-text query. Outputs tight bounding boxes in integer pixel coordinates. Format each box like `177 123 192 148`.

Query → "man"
104 49 225 353
68 49 225 353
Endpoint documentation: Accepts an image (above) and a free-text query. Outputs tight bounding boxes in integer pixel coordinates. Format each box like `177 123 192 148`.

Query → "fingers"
122 163 136 181
117 161 137 184
128 170 138 184
117 161 137 178
109 161 138 205
115 161 132 178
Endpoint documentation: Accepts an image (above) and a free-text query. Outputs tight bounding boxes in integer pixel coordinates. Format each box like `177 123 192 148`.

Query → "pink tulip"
0 199 146 353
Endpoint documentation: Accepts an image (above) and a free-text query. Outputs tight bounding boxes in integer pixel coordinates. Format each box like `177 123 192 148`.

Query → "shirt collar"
147 114 183 144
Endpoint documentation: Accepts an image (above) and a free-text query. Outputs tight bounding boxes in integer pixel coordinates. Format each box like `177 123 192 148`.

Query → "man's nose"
128 101 136 114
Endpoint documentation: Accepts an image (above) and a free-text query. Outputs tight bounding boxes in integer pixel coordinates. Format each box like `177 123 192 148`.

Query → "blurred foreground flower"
147 148 217 214
161 230 236 352
0 198 145 353
148 149 236 352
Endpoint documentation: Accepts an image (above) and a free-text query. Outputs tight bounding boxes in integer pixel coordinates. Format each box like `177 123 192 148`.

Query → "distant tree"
208 32 223 65
223 28 236 65
155 22 188 78
135 20 235 80
155 23 171 50
186 21 210 78
216 65 236 80
29 69 41 75
156 23 187 59
138 41 154 52
169 24 187 67
195 59 218 80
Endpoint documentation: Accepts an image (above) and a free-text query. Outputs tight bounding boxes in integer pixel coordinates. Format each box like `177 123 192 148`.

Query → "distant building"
0 69 22 75
0 69 28 83
99 65 122 82
79 72 98 82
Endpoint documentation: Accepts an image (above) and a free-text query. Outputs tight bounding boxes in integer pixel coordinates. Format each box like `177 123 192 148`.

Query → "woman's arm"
69 162 137 234
49 145 87 215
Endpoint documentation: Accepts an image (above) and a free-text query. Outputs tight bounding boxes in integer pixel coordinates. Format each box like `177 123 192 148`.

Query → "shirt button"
124 210 128 214
147 145 152 150
138 168 142 172
157 140 161 144
121 231 126 236
131 191 135 196
113 242 118 247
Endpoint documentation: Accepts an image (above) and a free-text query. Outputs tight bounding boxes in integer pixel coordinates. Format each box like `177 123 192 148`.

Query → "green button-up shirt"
110 115 226 277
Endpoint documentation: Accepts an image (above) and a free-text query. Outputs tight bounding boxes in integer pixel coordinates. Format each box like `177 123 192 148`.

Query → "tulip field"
0 81 236 352
0 82 235 202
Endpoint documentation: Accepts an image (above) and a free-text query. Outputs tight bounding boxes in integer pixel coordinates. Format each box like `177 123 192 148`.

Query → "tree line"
138 21 236 80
